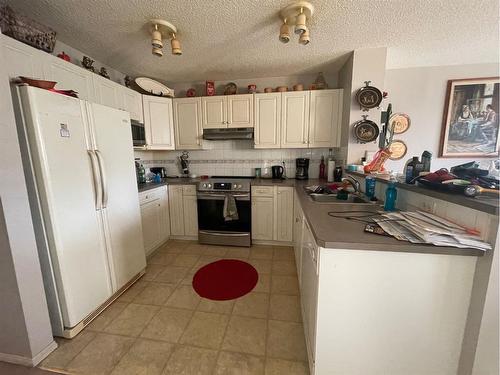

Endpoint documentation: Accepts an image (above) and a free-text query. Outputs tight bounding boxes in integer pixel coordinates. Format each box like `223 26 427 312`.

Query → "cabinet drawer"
251 186 274 197
139 187 164 204
182 185 197 196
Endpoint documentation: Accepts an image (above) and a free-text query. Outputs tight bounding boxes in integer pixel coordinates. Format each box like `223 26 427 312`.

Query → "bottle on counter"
365 175 376 198
421 151 432 172
334 166 343 182
384 179 398 211
327 148 335 182
138 164 146 184
319 156 326 179
404 156 423 184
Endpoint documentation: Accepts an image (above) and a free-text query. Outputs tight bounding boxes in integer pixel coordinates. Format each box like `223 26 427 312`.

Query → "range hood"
203 127 254 140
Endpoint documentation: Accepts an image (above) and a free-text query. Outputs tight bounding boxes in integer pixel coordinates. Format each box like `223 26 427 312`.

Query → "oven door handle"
199 230 250 237
197 193 250 200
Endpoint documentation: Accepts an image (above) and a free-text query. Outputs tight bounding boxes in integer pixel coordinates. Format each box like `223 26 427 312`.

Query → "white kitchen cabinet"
251 186 293 243
276 187 294 242
293 192 304 280
93 74 120 109
1 34 45 79
173 97 203 150
254 93 281 148
139 186 170 255
122 88 144 123
281 91 310 148
159 187 171 240
227 94 253 128
202 96 226 129
309 89 343 148
300 218 319 372
43 57 95 101
143 95 175 150
168 185 198 238
251 196 275 241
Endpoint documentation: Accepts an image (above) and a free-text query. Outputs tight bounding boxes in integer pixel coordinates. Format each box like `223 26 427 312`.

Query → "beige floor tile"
253 274 271 293
155 266 190 284
182 243 206 254
265 358 309 375
66 333 134 375
117 279 149 302
141 307 193 343
40 331 96 370
249 246 274 260
173 254 200 267
204 246 228 257
165 285 201 310
224 247 250 259
162 345 218 375
233 293 269 319
133 282 175 306
180 311 229 349
271 275 299 295
179 269 196 285
111 339 174 375
269 294 302 322
87 302 128 332
266 320 307 361
272 260 297 276
198 297 235 314
149 252 177 266
273 246 295 261
214 351 265 375
221 316 267 356
143 264 167 281
192 255 221 270
248 259 272 275
104 303 160 337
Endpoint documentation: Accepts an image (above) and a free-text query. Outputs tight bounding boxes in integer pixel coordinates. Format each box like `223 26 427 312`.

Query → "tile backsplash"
135 140 344 178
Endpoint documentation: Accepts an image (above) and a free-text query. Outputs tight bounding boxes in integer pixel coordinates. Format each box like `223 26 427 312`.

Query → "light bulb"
295 11 307 35
299 27 310 45
279 20 290 43
171 34 182 55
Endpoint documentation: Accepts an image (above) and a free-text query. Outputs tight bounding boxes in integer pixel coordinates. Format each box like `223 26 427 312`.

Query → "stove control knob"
202 183 207 188
207 183 212 188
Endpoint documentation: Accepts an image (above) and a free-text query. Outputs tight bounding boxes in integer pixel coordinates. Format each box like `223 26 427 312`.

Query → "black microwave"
131 120 146 146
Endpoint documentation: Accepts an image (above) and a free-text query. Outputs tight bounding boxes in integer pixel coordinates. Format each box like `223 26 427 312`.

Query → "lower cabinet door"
140 199 162 255
169 186 185 236
160 187 170 241
251 197 274 240
276 187 294 242
183 194 199 237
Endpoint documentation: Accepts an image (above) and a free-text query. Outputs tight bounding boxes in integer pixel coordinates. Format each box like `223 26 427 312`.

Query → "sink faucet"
341 176 361 193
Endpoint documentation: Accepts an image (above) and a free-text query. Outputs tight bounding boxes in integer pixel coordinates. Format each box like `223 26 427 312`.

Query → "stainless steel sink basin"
308 193 370 204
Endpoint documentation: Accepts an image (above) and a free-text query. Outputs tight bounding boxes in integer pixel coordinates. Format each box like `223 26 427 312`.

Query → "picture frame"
440 77 499 158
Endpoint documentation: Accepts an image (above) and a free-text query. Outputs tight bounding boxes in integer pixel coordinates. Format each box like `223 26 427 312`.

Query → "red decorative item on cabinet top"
57 51 70 62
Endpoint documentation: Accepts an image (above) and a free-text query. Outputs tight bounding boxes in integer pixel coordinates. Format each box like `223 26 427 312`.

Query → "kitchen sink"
308 193 371 204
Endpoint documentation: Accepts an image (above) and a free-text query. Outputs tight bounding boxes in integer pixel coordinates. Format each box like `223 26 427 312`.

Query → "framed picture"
440 77 499 157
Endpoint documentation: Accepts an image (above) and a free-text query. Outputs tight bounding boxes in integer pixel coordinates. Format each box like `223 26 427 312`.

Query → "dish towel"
223 194 239 221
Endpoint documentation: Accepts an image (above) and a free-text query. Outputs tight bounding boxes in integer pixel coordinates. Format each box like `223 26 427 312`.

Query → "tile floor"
39 240 309 375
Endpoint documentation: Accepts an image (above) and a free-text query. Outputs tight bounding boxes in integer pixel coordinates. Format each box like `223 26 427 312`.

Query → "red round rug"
192 259 258 301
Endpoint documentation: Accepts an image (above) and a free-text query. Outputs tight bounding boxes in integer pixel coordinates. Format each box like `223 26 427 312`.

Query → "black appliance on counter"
197 178 251 247
271 165 284 179
296 158 309 180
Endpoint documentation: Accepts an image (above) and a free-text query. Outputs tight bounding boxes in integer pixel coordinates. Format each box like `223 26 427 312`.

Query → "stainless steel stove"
196 178 252 247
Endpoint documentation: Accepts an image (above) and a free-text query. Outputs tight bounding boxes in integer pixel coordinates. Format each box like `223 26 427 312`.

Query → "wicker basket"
0 6 56 52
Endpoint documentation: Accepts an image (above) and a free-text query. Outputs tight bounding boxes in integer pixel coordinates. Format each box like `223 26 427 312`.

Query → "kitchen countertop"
347 171 499 216
293 179 485 257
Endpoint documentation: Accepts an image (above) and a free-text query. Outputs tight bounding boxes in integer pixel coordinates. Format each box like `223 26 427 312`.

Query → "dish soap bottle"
384 178 398 212
319 156 326 179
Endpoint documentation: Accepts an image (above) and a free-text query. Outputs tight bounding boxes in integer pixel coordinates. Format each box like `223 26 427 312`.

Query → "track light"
148 19 183 58
151 24 163 49
299 27 310 45
171 33 182 55
295 8 307 35
279 19 290 43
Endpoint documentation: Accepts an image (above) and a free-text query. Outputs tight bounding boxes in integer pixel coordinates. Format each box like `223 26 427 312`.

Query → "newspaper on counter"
373 211 491 251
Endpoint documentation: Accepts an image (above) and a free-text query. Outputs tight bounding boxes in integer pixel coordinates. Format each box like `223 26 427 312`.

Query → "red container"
206 81 215 96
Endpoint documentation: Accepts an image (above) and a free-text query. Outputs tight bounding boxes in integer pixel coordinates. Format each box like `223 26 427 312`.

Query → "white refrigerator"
15 86 146 338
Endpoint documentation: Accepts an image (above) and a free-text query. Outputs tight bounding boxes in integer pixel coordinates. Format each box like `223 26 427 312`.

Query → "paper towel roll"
327 159 335 182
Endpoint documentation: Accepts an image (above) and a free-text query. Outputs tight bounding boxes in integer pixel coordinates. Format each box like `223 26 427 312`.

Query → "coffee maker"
296 158 309 180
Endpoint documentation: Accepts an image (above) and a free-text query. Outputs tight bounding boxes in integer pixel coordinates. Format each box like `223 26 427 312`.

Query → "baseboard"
252 240 294 247
0 339 57 367
169 235 198 241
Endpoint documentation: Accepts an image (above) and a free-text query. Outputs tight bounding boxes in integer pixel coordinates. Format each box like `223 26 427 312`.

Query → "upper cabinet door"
173 97 203 150
43 57 95 101
1 34 44 79
202 96 226 129
309 89 343 148
122 88 144 123
143 95 175 150
281 92 310 148
227 94 253 128
254 93 281 149
93 75 119 109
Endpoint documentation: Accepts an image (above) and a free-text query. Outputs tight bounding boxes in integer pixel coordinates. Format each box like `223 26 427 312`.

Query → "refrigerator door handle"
87 150 102 210
94 150 109 209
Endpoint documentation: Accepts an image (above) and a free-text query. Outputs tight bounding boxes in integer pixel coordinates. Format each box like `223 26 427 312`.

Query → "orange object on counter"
364 148 392 173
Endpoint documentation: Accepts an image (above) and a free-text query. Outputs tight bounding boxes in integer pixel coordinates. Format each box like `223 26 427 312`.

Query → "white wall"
385 63 499 173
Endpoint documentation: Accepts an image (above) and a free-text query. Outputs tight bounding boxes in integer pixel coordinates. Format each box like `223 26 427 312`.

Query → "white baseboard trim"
0 339 57 367
252 240 294 247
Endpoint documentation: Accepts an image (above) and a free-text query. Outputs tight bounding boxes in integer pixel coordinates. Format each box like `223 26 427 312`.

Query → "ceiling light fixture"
278 1 314 45
148 19 183 57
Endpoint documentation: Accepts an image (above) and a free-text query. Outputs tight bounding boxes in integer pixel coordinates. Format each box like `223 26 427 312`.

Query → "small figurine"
57 51 70 62
99 67 110 79
186 88 196 97
124 75 132 88
82 56 95 72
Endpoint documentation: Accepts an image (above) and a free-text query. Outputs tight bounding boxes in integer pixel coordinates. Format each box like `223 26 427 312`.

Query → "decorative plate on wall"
355 81 383 109
389 113 411 134
388 140 408 160
352 116 380 143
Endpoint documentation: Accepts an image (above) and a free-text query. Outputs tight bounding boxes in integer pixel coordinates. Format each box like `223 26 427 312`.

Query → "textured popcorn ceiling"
2 0 498 82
